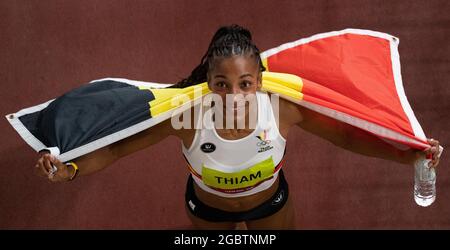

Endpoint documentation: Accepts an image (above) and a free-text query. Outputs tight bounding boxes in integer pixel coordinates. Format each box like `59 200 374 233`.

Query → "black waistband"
185 169 289 222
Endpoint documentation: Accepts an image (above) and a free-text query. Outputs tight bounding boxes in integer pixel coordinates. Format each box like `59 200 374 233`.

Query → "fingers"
36 155 50 176
49 155 63 169
426 138 441 169
48 156 69 182
432 157 440 168
427 138 439 145
35 154 65 181
43 155 54 173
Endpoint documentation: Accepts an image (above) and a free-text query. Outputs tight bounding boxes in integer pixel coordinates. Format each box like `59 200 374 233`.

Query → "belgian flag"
5 29 440 163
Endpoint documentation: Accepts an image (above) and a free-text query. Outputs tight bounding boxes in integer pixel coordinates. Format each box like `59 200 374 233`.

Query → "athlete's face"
207 55 262 121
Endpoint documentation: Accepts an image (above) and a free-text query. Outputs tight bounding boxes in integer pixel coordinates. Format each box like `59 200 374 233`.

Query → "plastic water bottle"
414 156 436 207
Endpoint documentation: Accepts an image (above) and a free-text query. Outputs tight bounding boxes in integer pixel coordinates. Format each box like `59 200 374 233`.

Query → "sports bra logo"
272 190 284 205
200 142 216 153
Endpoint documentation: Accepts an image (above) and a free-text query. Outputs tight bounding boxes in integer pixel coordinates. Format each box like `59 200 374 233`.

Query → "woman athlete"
34 25 441 229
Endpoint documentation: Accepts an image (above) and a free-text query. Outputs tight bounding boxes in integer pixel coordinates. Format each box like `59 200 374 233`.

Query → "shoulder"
266 92 304 125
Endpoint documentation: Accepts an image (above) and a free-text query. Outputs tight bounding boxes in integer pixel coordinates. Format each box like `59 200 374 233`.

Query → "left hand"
422 138 441 169
35 152 74 182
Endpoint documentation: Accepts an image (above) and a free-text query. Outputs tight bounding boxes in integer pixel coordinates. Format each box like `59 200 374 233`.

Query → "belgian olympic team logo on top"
256 130 273 153
256 130 271 146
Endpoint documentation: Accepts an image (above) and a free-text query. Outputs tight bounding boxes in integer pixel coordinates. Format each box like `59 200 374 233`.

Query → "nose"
227 88 245 104
228 86 242 95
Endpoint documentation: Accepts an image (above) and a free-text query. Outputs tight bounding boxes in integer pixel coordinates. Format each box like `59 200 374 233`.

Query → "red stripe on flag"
267 33 417 141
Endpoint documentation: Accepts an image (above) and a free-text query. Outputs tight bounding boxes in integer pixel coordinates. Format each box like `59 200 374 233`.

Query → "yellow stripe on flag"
262 58 269 72
262 81 303 100
262 72 303 92
149 83 211 116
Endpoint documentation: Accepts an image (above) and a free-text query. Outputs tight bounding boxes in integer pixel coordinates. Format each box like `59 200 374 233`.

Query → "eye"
215 82 227 88
240 81 252 88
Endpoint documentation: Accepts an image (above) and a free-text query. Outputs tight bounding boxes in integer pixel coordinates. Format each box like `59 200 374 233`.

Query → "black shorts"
185 169 289 222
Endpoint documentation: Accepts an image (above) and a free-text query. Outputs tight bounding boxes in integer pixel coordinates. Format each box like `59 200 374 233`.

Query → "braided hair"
170 24 266 88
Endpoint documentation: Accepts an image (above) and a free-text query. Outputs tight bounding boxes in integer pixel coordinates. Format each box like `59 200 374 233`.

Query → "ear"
256 72 262 90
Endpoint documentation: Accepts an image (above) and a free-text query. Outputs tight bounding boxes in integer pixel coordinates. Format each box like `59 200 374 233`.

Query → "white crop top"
182 91 287 198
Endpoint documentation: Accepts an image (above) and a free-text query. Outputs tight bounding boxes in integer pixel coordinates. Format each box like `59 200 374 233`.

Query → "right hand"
35 152 73 182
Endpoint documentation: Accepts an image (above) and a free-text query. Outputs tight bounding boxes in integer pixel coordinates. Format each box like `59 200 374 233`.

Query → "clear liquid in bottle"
414 157 436 207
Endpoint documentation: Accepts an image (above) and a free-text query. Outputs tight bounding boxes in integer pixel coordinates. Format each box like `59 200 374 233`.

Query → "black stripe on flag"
19 80 155 153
